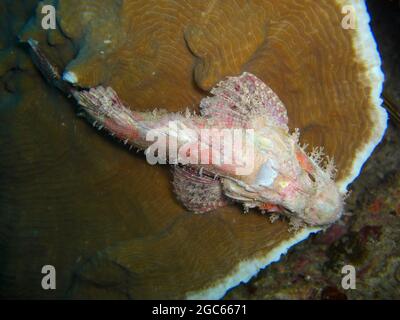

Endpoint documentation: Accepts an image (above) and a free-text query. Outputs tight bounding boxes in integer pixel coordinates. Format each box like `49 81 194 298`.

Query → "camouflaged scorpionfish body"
75 73 344 228
28 38 344 228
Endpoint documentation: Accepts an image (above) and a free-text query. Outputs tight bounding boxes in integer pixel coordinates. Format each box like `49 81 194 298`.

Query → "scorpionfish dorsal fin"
172 166 228 214
200 72 289 130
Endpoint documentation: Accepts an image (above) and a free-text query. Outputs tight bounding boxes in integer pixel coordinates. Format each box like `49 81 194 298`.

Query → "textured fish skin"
27 38 344 229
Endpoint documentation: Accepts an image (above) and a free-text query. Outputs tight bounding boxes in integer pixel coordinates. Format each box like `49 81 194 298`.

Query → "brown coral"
0 0 386 299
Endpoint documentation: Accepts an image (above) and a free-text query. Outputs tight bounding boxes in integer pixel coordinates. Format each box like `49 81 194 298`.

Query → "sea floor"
0 0 399 299
226 0 400 299
226 122 400 299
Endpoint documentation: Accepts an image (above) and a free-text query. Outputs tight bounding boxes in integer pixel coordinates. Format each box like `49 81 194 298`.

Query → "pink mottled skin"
74 75 344 228
27 37 345 228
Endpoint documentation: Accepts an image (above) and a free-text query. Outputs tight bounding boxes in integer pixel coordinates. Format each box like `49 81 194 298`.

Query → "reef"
225 123 400 299
0 0 393 299
225 0 400 299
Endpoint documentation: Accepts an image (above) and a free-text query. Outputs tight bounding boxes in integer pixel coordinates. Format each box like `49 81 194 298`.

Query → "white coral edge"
335 0 387 194
186 0 387 300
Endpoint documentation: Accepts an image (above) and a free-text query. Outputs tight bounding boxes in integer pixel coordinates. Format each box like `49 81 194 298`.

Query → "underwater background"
0 0 399 299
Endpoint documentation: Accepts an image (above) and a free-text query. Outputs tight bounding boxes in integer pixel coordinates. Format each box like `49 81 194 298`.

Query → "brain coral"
0 0 386 299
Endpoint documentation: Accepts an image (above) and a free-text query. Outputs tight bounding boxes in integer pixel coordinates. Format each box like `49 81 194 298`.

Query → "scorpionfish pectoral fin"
172 166 228 214
200 72 289 130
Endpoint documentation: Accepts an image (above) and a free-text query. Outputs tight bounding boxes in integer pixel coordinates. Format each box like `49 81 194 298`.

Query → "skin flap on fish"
27 38 345 229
